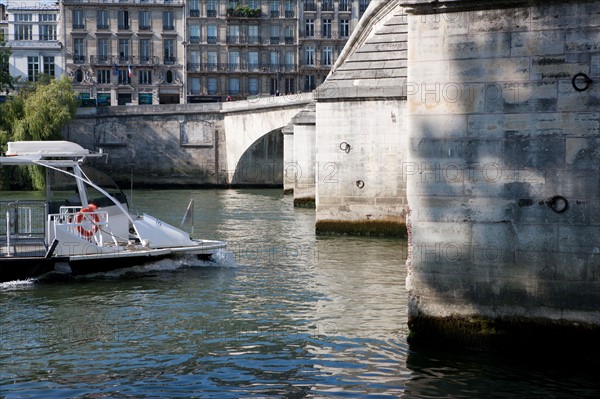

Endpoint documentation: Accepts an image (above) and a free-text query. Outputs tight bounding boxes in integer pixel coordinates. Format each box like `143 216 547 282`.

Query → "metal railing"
1 201 47 257
187 62 297 72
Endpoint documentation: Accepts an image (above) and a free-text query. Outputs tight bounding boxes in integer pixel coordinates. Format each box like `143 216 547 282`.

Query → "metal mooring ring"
572 73 593 92
356 180 365 189
339 142 351 153
548 195 569 213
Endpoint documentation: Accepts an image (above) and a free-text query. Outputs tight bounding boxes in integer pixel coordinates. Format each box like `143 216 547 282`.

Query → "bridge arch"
221 94 310 185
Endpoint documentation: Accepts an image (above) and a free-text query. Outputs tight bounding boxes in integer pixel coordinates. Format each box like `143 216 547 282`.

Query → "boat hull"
0 257 68 283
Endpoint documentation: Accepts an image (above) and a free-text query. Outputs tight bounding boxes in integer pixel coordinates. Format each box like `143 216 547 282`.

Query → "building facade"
61 0 186 106
4 3 64 83
58 0 370 105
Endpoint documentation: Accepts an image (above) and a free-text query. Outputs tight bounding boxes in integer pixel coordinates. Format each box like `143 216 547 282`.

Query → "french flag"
127 65 132 78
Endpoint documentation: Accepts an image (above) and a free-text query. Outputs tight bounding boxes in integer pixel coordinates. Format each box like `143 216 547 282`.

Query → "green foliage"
227 5 261 18
0 31 16 94
0 76 78 190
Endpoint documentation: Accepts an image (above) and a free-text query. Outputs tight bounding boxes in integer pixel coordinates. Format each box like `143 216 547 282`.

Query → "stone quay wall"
404 0 600 349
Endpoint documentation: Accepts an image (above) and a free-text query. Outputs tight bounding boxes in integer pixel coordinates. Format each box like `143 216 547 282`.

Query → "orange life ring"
76 204 99 238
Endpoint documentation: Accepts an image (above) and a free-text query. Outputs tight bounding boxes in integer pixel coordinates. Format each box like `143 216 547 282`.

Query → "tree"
0 31 15 94
0 76 78 189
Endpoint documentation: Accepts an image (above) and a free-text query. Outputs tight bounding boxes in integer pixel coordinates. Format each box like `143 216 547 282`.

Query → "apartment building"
58 0 370 105
4 3 64 83
61 0 186 106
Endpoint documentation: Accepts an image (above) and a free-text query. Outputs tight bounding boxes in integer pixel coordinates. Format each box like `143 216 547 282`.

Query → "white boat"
0 141 226 282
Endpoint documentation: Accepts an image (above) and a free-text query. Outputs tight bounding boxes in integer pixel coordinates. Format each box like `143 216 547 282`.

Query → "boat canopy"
1 141 101 166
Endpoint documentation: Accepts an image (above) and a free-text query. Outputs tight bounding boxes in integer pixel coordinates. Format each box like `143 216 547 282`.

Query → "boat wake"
76 249 238 279
0 278 37 290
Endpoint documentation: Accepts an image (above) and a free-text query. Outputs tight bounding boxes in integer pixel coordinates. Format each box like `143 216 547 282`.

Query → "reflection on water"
1 189 599 398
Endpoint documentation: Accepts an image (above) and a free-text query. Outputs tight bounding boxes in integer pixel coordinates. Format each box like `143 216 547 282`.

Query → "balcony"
207 36 217 44
139 25 151 31
164 56 177 65
89 55 160 66
163 25 174 31
186 63 298 73
245 35 261 44
97 24 109 30
72 24 85 30
189 9 200 17
285 10 295 18
270 10 280 18
304 2 316 11
285 36 294 44
270 37 280 44
72 54 86 64
321 2 333 11
207 9 217 17
63 0 184 4
226 35 240 44
226 7 261 18
118 24 130 30
189 36 200 44
339 2 351 12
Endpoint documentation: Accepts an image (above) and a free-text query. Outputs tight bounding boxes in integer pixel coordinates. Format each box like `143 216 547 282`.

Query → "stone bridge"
65 93 312 187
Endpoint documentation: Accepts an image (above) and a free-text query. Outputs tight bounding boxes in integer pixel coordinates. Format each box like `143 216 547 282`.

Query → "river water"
1 189 599 398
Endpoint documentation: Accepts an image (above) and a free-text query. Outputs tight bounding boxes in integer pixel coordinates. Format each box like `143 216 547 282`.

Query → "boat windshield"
47 166 129 213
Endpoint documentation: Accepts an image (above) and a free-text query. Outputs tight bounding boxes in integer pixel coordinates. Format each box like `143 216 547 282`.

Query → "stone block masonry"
404 0 600 351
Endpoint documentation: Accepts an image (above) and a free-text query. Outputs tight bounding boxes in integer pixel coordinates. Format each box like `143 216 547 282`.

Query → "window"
248 51 259 70
248 77 259 95
139 39 151 62
39 13 56 22
285 78 294 94
207 77 218 94
339 0 350 11
189 0 200 16
73 38 85 63
72 10 85 29
97 10 109 29
248 0 259 8
39 24 56 41
270 0 280 17
270 25 280 44
27 56 39 81
118 69 131 85
164 39 175 64
248 25 259 43
305 46 314 66
139 11 151 29
15 24 32 41
284 25 294 43
228 51 240 70
322 0 333 11
118 10 129 30
98 38 109 61
285 1 294 17
227 25 239 44
229 78 240 95
305 18 314 37
207 0 217 17
340 19 349 37
97 69 111 84
207 51 218 70
359 0 370 13
43 56 55 77
284 51 294 69
190 25 200 43
207 25 217 43
163 11 174 30
322 46 333 66
270 51 279 66
15 13 32 22
322 19 332 38
189 50 200 69
119 39 130 62
139 69 152 84
304 75 315 91
190 77 200 95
